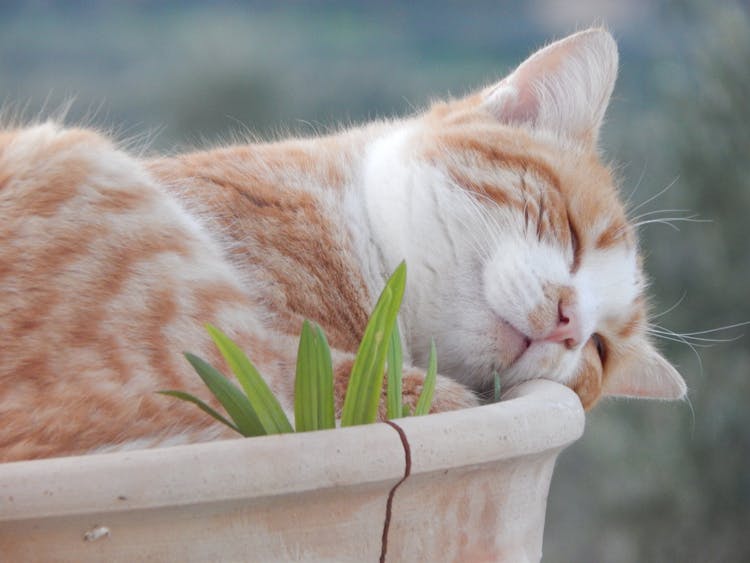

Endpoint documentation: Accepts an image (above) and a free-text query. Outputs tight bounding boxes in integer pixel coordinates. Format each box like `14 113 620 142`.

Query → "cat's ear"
481 28 618 146
603 342 687 400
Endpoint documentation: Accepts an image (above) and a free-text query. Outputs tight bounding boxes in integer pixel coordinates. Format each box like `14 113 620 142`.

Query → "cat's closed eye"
567 213 581 272
591 333 607 366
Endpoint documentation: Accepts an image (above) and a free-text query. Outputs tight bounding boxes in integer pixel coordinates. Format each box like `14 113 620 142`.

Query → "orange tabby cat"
0 29 686 462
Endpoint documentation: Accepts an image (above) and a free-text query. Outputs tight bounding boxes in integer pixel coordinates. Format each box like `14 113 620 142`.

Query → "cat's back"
0 124 276 460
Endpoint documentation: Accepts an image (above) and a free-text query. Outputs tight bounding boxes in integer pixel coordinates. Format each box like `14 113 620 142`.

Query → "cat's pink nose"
544 299 582 349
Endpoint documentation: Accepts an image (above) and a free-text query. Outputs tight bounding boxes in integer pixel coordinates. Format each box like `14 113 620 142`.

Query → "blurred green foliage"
2 1 748 561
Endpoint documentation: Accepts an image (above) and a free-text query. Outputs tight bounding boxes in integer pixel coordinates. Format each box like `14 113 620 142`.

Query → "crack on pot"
380 420 411 563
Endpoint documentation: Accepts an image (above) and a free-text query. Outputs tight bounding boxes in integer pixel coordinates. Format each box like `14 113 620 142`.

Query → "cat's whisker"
684 392 696 439
649 291 687 321
647 324 705 345
647 321 745 358
647 324 712 339
656 321 750 337
633 216 711 231
630 208 693 222
623 160 649 209
649 331 740 345
646 329 704 374
649 332 712 347
613 209 705 240
628 176 680 215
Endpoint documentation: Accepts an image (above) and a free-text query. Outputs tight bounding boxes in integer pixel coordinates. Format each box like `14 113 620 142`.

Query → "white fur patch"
359 114 639 392
576 244 640 338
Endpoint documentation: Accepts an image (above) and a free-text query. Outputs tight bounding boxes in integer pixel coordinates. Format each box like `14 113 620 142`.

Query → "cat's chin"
494 317 532 369
497 339 578 390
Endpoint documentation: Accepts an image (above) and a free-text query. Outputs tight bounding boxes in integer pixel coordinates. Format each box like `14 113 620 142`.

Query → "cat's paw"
399 368 479 414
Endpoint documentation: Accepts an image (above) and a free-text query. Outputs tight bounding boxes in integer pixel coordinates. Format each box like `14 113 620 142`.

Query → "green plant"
160 262 438 436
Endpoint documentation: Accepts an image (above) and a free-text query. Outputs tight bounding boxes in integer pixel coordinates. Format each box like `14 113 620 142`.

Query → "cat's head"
379 28 686 409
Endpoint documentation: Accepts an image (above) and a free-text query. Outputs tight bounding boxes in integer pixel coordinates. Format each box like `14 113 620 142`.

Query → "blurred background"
2 1 748 560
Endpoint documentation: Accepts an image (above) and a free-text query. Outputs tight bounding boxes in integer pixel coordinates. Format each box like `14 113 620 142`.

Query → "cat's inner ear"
481 28 618 146
603 341 687 400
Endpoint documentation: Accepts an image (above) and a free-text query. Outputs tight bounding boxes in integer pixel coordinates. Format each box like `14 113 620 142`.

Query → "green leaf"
493 371 502 403
295 321 335 432
414 340 437 416
313 324 335 429
402 402 412 417
206 325 293 435
183 353 265 437
386 324 403 419
295 321 316 432
158 390 240 433
341 261 407 427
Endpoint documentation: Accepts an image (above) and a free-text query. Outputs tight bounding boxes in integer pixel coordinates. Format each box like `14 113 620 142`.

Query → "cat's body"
0 29 686 462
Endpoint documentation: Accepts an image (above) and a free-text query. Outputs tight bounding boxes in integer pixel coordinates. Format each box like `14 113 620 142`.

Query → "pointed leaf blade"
414 340 437 416
314 324 336 430
183 353 265 437
386 324 403 419
295 320 316 432
295 321 334 432
158 390 240 433
206 325 293 435
341 262 407 426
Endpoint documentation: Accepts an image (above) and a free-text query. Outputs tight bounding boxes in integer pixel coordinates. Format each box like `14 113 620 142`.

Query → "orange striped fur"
0 29 684 461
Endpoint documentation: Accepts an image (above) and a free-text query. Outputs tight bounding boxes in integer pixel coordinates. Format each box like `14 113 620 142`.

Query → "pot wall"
0 380 584 562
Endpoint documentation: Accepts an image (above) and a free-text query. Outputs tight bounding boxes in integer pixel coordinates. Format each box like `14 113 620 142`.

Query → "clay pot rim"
0 379 583 522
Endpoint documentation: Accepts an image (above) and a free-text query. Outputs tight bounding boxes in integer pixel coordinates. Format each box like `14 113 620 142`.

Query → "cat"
0 28 686 462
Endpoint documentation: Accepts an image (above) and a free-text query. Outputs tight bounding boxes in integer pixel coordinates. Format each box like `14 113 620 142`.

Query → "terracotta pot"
0 380 583 562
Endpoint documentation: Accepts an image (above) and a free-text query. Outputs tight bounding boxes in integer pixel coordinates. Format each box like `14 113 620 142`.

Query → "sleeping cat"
0 28 686 462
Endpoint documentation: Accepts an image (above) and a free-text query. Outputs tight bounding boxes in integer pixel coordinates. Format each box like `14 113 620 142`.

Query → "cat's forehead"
557 154 632 245
422 118 632 242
